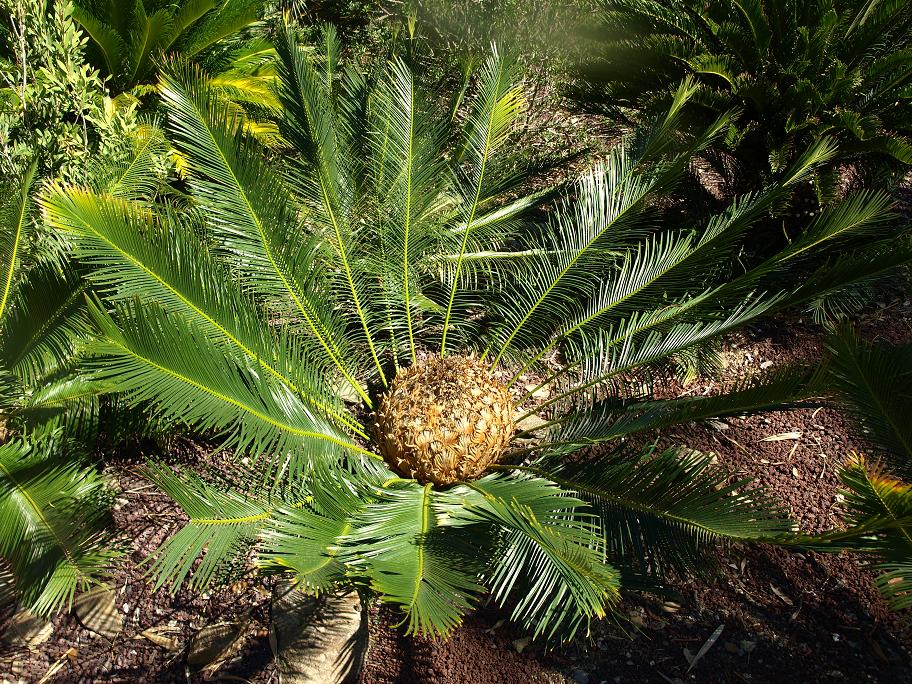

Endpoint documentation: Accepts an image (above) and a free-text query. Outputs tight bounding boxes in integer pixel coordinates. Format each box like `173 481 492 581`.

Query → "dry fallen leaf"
140 626 181 651
511 637 531 654
760 431 802 442
36 647 77 684
685 624 724 672
188 619 250 672
4 608 54 649
770 584 794 606
74 588 123 640
486 619 505 634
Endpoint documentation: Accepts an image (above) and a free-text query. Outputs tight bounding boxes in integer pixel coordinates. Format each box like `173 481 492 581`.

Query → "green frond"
125 4 174 88
157 59 372 403
85 299 370 476
178 0 263 58
90 123 170 200
0 428 116 616
370 56 450 363
274 24 387 384
456 475 619 641
163 0 216 51
143 461 271 591
534 444 790 578
838 459 912 610
0 261 90 386
260 504 351 594
531 363 828 451
826 327 912 476
343 481 485 638
71 4 129 77
0 161 36 323
441 47 524 353
40 184 360 434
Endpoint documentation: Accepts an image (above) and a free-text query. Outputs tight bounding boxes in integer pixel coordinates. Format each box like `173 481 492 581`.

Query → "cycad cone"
375 355 515 486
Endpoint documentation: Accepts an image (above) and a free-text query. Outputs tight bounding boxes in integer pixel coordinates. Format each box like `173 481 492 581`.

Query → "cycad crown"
376 355 515 485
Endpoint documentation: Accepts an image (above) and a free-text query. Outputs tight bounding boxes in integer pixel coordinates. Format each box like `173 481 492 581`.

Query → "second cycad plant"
42 24 907 639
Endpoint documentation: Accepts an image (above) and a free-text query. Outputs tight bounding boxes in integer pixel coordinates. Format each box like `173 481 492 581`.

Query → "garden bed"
2 288 910 684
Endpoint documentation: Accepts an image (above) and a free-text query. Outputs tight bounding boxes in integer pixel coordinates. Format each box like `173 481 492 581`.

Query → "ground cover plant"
36 20 912 642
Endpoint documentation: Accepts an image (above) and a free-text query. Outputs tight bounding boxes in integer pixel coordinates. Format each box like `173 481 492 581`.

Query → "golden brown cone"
374 355 515 486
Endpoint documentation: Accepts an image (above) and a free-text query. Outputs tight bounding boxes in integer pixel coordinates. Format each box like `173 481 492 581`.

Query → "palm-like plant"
40 23 912 639
571 0 912 192
0 162 126 615
72 0 267 92
0 120 171 614
806 326 912 610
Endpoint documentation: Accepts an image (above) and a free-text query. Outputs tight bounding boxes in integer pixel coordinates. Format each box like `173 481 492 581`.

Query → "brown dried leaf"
188 620 249 672
4 608 53 648
74 588 122 640
770 584 794 606
140 626 181 651
512 637 531 654
760 431 802 442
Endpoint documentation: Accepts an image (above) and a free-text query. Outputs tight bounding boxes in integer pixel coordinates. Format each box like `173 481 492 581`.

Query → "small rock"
512 637 531 654
571 669 589 684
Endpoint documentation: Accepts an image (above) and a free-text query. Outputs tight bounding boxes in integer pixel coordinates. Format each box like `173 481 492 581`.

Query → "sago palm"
0 160 129 615
571 0 912 193
72 0 268 92
800 325 912 610
41 23 912 639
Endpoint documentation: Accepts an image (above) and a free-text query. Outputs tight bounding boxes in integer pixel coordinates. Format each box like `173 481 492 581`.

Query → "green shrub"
0 0 141 182
570 0 912 196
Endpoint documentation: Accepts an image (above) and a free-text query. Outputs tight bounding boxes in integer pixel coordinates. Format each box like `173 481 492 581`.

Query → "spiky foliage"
0 425 116 615
826 324 912 478
40 23 912 640
0 121 170 614
72 0 267 92
571 0 912 191
0 165 117 614
839 459 912 610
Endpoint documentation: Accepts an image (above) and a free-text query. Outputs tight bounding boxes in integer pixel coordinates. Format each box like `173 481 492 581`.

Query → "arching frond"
532 444 790 578
0 428 116 616
40 185 359 434
157 60 371 404
826 326 912 476
342 481 485 637
456 475 619 641
0 161 36 322
85 299 369 476
0 261 89 386
143 461 271 591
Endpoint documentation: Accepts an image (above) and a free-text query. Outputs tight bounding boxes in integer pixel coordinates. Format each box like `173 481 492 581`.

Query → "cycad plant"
571 0 912 194
0 162 123 615
786 325 912 610
40 23 912 639
72 0 267 92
